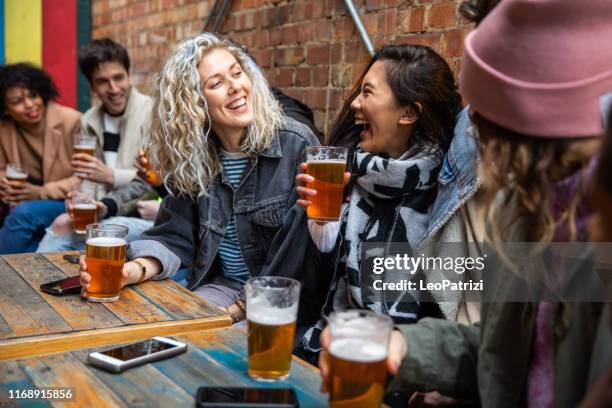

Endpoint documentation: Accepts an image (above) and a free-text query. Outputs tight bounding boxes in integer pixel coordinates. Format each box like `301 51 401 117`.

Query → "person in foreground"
78 33 318 323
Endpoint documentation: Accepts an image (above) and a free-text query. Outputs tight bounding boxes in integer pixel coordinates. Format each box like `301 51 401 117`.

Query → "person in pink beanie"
322 0 612 406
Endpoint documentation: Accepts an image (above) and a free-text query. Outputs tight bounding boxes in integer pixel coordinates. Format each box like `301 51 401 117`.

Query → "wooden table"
0 327 327 407
0 253 232 360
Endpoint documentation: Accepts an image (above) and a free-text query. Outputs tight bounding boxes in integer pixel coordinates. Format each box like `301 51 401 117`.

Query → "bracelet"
225 307 240 324
235 298 246 314
132 259 147 284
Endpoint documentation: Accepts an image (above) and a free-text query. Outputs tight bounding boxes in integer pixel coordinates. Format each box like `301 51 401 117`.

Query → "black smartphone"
40 276 81 295
62 253 81 264
196 387 299 408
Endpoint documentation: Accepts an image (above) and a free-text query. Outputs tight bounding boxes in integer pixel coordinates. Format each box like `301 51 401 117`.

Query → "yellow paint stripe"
5 0 42 65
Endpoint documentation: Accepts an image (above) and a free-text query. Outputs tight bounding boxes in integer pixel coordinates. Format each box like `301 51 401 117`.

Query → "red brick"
312 20 332 41
296 67 312 87
313 66 329 87
380 8 398 36
333 19 355 40
395 33 442 54
443 29 465 58
298 23 315 43
276 47 304 66
281 26 299 45
275 68 294 87
269 28 283 46
251 49 272 68
366 0 384 10
402 7 425 33
430 2 457 29
307 45 330 65
331 43 342 64
304 88 327 110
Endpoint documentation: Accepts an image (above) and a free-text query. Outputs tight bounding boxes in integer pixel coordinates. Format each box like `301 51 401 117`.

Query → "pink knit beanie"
460 0 612 138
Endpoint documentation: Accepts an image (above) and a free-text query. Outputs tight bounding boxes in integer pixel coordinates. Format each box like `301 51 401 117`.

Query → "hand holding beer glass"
245 277 300 382
135 149 162 187
296 147 349 222
82 224 128 302
322 310 395 408
1 164 29 205
73 133 97 178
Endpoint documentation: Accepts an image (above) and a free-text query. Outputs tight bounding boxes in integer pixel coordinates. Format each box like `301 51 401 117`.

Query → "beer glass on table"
3 164 29 205
69 185 98 234
305 147 348 222
328 310 393 408
85 224 128 302
245 276 301 382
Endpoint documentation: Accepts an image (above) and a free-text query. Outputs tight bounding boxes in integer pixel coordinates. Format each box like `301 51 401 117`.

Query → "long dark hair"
328 44 462 158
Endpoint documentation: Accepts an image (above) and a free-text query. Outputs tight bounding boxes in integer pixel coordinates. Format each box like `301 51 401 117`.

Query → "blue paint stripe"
0 0 5 64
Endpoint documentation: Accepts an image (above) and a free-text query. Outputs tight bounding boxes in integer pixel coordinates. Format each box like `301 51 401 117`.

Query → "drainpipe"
344 0 375 56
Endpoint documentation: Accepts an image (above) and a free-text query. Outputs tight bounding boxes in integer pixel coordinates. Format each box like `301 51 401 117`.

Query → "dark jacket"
127 117 318 300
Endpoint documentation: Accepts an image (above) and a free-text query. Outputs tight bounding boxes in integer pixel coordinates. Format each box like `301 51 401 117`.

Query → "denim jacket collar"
259 132 283 158
426 108 480 237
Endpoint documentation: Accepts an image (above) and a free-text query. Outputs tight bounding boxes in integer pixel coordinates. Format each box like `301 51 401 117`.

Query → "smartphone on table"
87 337 187 373
40 275 81 295
196 387 299 407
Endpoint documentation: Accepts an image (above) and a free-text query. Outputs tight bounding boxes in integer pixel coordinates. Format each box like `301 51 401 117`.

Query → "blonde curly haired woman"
78 33 318 322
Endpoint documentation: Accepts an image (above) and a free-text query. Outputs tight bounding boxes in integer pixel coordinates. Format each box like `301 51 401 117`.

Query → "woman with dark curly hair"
0 63 82 254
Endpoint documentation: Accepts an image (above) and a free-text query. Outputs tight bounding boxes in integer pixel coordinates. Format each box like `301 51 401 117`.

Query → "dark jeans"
0 200 65 254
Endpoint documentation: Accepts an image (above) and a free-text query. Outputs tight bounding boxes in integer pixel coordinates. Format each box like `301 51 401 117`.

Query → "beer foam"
329 338 387 362
86 237 126 247
307 159 345 164
247 295 297 325
74 203 97 210
74 144 95 149
5 166 27 179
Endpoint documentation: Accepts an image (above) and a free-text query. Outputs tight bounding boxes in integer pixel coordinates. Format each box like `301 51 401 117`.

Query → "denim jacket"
417 108 482 320
127 116 318 289
425 108 479 239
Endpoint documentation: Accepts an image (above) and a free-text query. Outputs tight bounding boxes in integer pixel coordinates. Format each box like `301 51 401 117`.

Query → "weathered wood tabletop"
0 252 232 360
0 326 327 407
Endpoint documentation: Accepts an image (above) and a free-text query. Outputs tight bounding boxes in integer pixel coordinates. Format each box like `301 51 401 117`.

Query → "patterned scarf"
302 147 443 352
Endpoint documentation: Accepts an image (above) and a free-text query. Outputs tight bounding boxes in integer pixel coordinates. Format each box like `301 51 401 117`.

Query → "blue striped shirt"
219 152 250 283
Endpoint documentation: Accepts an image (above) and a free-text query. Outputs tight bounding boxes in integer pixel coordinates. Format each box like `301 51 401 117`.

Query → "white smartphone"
87 337 187 373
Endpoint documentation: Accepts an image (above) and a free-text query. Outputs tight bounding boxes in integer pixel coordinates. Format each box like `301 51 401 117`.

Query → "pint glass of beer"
328 310 393 408
245 276 301 382
3 164 29 205
73 133 97 156
85 224 128 302
70 187 98 234
305 147 348 222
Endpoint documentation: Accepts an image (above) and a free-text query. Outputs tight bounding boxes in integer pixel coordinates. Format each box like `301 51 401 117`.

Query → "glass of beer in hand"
245 276 301 382
328 310 393 408
4 164 29 205
70 190 98 234
85 224 128 302
74 133 97 156
305 147 348 222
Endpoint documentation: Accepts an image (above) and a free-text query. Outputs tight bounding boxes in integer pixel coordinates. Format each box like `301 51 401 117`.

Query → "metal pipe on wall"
343 0 375 57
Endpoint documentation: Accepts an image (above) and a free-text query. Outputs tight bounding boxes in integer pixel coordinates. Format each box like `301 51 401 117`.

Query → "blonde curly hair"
148 33 284 196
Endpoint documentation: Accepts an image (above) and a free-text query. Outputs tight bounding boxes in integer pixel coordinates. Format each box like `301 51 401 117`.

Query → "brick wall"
92 0 473 136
